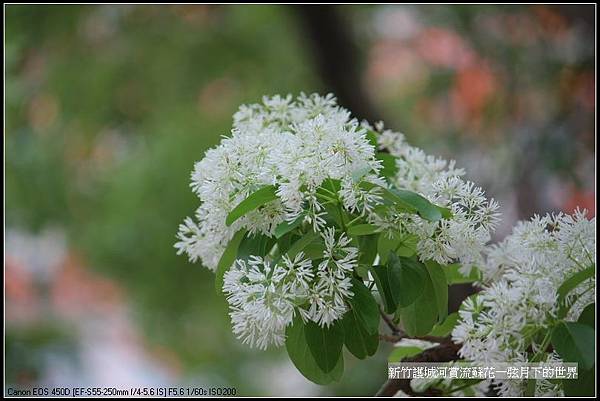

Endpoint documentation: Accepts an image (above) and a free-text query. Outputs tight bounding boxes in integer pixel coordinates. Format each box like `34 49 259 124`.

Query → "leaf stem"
346 214 364 227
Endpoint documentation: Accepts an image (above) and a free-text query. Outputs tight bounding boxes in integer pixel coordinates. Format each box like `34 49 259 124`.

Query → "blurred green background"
5 4 595 396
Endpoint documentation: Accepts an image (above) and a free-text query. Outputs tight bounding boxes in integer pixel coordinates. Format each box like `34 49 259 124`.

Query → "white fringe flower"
452 209 595 396
222 253 314 350
176 93 380 273
176 94 500 350
373 126 500 273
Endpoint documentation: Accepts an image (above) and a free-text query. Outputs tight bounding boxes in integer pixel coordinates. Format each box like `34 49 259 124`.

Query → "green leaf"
237 232 274 259
358 234 378 266
276 232 295 256
524 378 537 397
445 264 481 285
377 232 401 265
389 188 442 222
425 260 449 322
429 312 459 337
387 346 425 362
348 223 379 236
366 130 378 148
376 152 398 178
437 205 452 219
577 303 595 328
214 229 247 293
388 253 426 308
348 278 380 335
286 231 319 260
397 283 438 337
370 264 397 314
551 322 595 371
274 214 305 239
358 182 443 222
303 239 326 260
562 365 595 396
396 234 418 258
561 306 596 396
557 265 595 302
305 320 345 373
285 316 343 384
225 185 278 226
323 178 341 193
398 260 448 336
341 310 378 359
358 182 412 212
358 182 412 210
376 231 417 260
356 264 371 281
322 203 344 228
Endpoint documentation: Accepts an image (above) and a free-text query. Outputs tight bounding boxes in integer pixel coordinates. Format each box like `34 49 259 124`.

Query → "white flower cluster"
373 127 500 273
175 93 381 271
222 228 357 349
175 93 499 349
176 94 379 347
452 209 596 396
222 252 312 350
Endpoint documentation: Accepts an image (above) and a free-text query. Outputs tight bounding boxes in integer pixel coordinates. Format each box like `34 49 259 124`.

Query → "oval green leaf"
429 312 459 337
424 260 449 322
214 229 247 293
388 253 426 308
397 260 448 336
388 346 426 362
225 185 278 226
377 232 401 265
397 278 438 337
285 316 343 384
370 264 397 314
347 223 379 236
551 321 595 371
577 303 595 328
348 278 380 335
274 213 305 239
305 320 345 373
445 263 481 285
341 310 378 359
286 231 319 260
376 152 398 179
557 265 595 302
389 188 442 222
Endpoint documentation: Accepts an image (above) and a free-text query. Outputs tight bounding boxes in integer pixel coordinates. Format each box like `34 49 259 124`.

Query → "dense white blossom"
176 93 380 273
373 126 500 273
175 93 499 349
452 209 595 396
222 252 313 350
300 228 356 326
222 229 358 348
175 92 594 396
